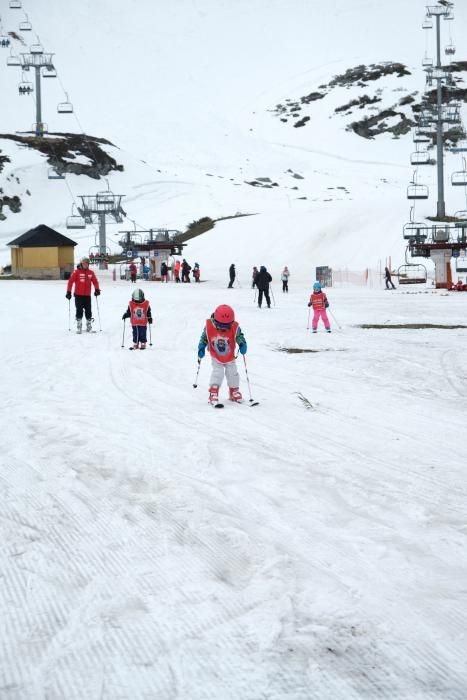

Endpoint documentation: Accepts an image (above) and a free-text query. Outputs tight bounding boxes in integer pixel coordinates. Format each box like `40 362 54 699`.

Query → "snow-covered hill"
1 0 466 278
2 4 467 698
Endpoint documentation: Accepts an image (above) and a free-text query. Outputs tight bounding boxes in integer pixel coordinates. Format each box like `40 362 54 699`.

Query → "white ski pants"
210 358 240 388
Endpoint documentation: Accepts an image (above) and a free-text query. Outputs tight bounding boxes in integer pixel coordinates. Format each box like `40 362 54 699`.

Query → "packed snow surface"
1 273 466 699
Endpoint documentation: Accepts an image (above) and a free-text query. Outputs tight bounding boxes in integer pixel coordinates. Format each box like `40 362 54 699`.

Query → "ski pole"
68 299 71 331
270 286 276 307
149 322 153 347
121 319 126 348
306 307 311 330
193 358 201 388
328 308 342 330
242 354 255 403
95 295 102 331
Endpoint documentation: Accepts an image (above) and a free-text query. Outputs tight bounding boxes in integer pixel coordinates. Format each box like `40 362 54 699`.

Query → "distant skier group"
66 257 335 405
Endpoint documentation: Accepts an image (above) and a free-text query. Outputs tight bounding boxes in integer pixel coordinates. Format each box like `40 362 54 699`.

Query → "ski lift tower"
425 1 453 217
19 40 55 137
77 189 126 269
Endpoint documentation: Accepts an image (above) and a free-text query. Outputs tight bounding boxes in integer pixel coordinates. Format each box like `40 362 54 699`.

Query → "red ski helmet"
213 304 235 327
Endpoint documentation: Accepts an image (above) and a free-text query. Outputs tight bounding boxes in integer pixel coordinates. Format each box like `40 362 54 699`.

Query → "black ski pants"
75 295 92 320
282 280 288 292
228 276 235 288
385 278 396 290
258 288 271 307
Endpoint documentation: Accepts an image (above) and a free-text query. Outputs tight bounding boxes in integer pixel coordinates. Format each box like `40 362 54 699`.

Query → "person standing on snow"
256 265 272 308
197 304 247 405
228 264 236 288
65 256 101 333
281 266 290 293
129 261 137 283
174 259 181 283
384 266 396 290
160 261 169 282
307 281 331 333
193 262 201 283
122 288 152 350
252 266 259 288
181 259 192 283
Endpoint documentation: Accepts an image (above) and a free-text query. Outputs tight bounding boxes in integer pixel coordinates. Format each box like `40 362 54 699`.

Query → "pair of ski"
210 399 259 409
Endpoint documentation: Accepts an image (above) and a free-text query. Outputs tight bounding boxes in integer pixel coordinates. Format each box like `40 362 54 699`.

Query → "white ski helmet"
131 288 145 302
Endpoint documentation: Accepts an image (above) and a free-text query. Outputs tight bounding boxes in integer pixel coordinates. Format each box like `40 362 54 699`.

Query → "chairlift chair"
96 191 116 206
9 0 22 7
66 214 86 230
30 43 43 54
18 78 33 95
410 150 431 166
407 184 429 200
451 171 467 187
48 167 65 180
42 66 56 78
403 222 429 240
414 129 431 144
19 14 32 31
0 34 11 48
455 256 467 273
57 93 73 114
397 264 427 285
6 49 21 66
422 55 433 67
445 43 456 56
422 18 433 29
432 225 450 242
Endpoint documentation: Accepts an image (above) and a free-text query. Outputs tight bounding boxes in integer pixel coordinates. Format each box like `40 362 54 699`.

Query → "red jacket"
309 291 328 309
67 267 100 296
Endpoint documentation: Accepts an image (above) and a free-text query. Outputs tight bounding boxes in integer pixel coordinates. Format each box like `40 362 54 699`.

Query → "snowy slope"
2 3 467 696
0 0 466 276
1 276 467 699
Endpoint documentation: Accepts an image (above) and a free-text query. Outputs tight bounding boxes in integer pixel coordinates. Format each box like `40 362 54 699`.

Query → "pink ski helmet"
213 304 235 327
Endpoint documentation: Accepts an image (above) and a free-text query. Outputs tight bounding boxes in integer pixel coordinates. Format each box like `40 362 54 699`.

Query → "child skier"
122 288 153 349
197 304 247 404
307 281 331 333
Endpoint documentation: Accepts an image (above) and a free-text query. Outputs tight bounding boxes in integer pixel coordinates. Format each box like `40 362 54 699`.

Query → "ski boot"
209 385 220 405
133 342 139 350
229 387 243 402
326 328 331 333
76 319 82 334
86 319 93 332
140 343 146 350
312 329 317 334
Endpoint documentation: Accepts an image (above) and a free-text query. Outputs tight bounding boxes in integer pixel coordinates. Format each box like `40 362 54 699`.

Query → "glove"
122 314 126 321
94 289 101 296
65 291 72 300
239 342 247 355
148 318 153 324
307 302 311 307
325 301 329 308
198 344 205 359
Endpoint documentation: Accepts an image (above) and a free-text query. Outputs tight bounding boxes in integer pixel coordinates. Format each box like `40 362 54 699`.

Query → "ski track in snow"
0 277 466 699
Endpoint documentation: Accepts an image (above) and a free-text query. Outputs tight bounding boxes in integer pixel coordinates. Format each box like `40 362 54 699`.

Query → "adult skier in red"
65 257 101 333
307 281 331 333
197 304 247 405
